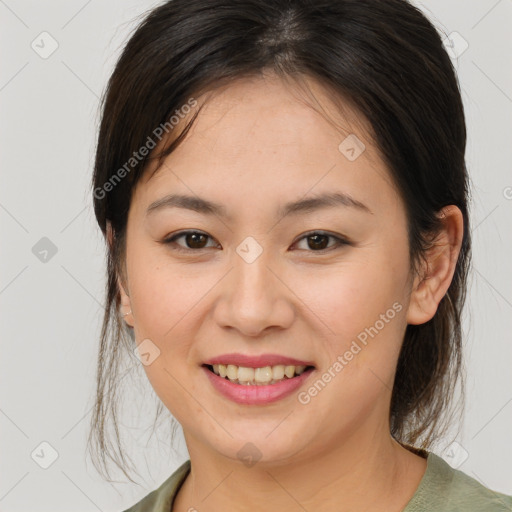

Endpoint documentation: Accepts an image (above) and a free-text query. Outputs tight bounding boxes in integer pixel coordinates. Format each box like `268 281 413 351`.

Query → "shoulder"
121 460 191 512
405 451 512 512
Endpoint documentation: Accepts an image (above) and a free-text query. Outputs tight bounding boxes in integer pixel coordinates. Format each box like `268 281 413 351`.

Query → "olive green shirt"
122 452 512 511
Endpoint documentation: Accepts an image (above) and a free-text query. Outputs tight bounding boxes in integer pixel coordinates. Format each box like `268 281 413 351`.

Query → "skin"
112 72 464 512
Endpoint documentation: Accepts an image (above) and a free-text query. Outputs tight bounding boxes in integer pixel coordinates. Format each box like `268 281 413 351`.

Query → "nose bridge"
235 247 272 300
214 238 294 336
233 234 274 295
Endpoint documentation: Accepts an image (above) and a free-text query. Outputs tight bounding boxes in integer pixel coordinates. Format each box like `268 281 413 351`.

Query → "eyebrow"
145 191 373 220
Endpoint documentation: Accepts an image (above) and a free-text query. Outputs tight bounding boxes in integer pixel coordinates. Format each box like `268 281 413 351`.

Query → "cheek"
293 260 408 430
127 262 204 416
300 261 406 338
292 244 409 377
127 244 205 341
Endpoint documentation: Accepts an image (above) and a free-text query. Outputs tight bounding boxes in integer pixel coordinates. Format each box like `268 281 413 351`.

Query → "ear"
406 205 464 325
106 221 134 327
117 275 134 327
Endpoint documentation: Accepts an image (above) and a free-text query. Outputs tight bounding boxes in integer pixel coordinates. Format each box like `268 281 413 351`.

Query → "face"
119 74 417 465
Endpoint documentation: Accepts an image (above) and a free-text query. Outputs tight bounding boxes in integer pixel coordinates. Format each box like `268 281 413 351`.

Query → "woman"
88 0 512 510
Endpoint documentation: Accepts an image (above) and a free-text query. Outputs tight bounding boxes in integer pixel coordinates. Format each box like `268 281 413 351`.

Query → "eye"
161 230 350 253
162 230 220 252
292 231 349 252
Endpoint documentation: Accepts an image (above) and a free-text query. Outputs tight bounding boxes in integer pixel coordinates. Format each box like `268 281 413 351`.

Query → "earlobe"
406 205 464 325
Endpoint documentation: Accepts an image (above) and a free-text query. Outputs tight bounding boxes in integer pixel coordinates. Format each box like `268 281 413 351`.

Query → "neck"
173 422 427 512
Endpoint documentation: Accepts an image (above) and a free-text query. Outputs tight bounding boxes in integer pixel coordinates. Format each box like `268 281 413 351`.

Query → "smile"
202 363 315 405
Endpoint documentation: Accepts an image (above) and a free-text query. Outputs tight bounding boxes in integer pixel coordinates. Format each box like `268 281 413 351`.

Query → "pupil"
308 234 328 250
187 233 207 248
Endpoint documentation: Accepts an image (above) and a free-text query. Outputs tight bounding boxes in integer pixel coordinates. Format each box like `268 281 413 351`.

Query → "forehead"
169 74 374 159
134 74 399 217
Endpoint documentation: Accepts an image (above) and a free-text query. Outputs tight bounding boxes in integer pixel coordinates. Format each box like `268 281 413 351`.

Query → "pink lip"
202 365 315 405
202 353 314 368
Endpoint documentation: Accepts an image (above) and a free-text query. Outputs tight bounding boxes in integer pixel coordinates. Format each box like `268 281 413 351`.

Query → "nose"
213 249 295 338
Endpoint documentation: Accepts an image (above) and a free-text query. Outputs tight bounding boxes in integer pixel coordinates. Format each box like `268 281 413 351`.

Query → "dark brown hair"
88 0 471 483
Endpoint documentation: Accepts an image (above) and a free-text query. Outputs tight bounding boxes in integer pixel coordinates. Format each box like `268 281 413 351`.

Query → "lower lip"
202 366 315 405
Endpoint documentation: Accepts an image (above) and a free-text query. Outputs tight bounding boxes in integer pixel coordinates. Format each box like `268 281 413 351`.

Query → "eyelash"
161 230 350 254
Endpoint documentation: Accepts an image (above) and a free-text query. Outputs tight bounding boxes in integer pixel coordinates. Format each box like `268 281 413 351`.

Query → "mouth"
201 353 316 404
202 362 316 405
203 363 315 386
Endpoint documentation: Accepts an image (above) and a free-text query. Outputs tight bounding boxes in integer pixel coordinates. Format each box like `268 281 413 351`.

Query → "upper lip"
203 353 315 368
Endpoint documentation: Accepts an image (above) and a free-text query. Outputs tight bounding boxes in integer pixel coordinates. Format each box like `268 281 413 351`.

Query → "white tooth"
238 366 255 383
215 363 309 384
295 365 306 375
254 366 272 383
272 365 285 380
226 364 238 380
284 365 296 378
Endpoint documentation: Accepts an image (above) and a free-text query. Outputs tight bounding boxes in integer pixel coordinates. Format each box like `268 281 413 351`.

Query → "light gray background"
1 1 511 510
